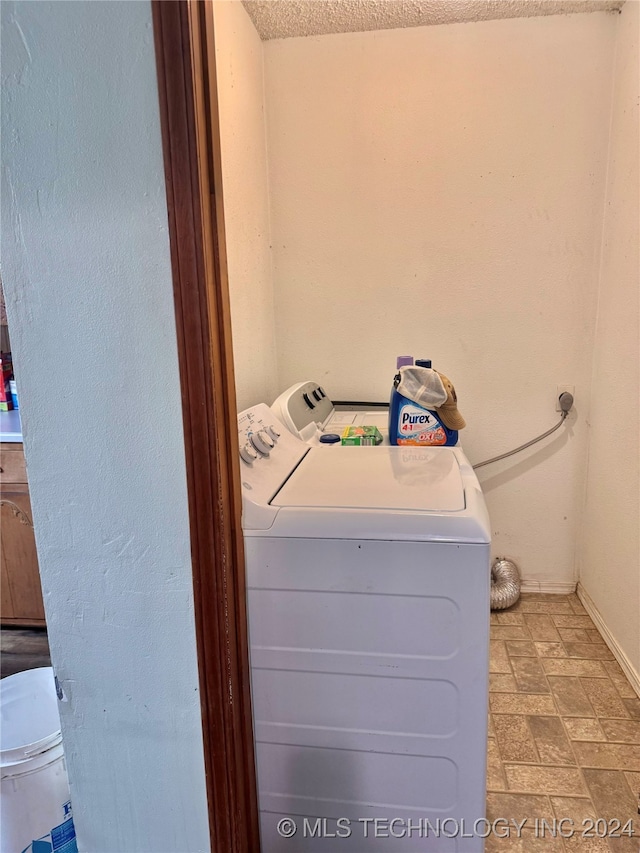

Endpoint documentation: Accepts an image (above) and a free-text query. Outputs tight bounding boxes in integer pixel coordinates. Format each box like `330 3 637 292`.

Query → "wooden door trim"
151 3 260 850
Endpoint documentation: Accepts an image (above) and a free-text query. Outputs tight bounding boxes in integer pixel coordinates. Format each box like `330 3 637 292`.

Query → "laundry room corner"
577 0 640 688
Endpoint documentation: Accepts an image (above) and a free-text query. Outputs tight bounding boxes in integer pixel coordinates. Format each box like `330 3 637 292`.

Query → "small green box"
340 426 383 446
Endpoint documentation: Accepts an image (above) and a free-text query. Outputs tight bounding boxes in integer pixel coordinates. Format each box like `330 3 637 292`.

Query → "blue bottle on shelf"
389 356 458 446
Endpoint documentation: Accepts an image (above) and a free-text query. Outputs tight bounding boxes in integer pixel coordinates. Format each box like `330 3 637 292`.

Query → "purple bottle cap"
396 356 413 369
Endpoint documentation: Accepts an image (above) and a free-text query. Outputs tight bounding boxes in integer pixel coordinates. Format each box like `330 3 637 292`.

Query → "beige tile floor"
487 593 639 852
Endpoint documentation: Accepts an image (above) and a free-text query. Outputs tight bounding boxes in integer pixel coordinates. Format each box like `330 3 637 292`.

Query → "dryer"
239 404 491 852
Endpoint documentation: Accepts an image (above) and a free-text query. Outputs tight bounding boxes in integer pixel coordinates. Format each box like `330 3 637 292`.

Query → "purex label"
395 402 447 446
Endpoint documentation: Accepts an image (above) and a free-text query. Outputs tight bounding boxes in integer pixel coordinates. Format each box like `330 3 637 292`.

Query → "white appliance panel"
251 668 458 738
325 411 387 429
249 589 459 659
272 381 391 445
272 446 465 512
271 380 334 434
259 813 461 852
246 536 490 852
256 742 458 813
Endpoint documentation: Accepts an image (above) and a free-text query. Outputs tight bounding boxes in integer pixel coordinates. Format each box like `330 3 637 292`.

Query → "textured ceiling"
242 0 624 40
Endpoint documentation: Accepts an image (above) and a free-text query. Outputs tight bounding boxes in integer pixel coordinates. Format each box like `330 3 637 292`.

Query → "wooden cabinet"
1 443 46 626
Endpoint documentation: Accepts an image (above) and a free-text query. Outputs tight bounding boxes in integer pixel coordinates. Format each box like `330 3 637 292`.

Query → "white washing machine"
239 404 491 852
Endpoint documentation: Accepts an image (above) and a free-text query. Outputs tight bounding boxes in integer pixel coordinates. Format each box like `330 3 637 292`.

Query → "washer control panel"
271 380 334 436
237 404 308 518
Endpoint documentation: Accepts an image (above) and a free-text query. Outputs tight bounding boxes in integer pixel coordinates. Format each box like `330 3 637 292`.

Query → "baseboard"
577 582 640 699
520 580 577 595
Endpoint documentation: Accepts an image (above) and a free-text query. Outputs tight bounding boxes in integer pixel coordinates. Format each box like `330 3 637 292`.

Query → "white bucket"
1 667 78 853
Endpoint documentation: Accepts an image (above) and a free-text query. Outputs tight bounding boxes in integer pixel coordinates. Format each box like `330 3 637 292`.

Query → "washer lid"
272 446 465 512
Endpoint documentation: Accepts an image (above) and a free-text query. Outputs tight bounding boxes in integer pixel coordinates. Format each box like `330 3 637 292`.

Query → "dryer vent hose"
491 558 521 610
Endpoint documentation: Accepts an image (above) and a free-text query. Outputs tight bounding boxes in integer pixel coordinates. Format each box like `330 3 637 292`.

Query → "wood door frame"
152 2 260 850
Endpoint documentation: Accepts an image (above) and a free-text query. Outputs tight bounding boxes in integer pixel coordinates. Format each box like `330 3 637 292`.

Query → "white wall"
579 0 640 674
214 0 279 411
263 13 619 586
1 2 210 850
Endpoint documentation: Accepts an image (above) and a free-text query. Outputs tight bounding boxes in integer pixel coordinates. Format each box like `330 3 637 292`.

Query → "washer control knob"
250 430 275 456
265 425 280 442
239 443 259 465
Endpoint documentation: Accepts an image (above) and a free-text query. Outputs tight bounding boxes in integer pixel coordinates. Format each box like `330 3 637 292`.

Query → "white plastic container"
1 667 77 853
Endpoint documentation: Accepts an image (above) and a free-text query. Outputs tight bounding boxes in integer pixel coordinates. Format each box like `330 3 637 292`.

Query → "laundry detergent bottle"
389 357 459 446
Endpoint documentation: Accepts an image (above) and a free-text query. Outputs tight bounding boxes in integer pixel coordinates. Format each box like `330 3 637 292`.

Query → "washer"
239 404 491 852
